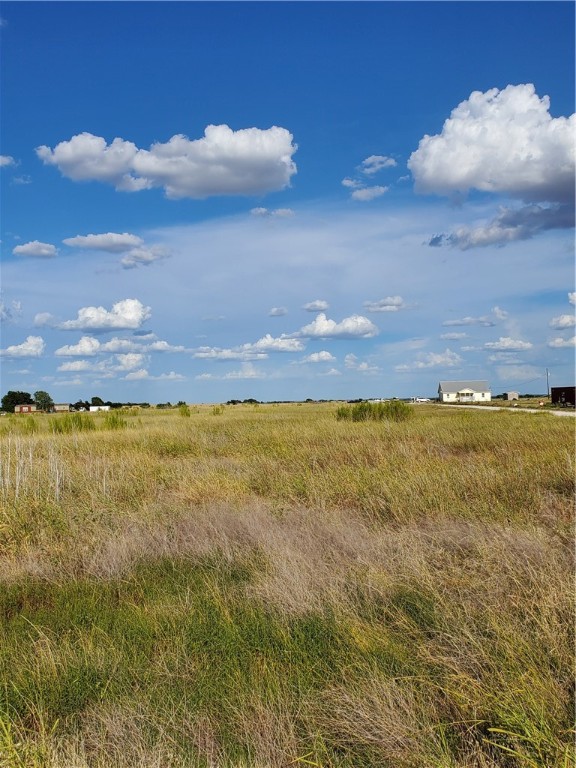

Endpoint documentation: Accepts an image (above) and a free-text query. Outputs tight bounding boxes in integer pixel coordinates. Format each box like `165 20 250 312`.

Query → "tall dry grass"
0 403 573 766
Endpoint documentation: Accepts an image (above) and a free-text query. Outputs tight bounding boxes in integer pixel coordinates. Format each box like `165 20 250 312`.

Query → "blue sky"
1 1 574 404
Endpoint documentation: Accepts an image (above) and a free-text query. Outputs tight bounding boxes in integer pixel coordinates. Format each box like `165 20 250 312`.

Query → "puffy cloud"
302 351 336 363
37 125 298 199
303 299 329 312
115 353 146 370
569 292 576 306
193 333 303 361
351 185 388 201
0 335 45 357
269 306 288 317
247 334 304 353
0 155 15 167
548 336 575 348
295 312 379 339
55 336 101 356
429 204 574 249
147 340 186 352
363 296 406 312
484 336 533 350
63 232 144 252
13 240 58 258
409 84 575 205
100 337 144 353
549 314 576 329
360 155 397 174
124 369 150 380
57 299 151 331
395 348 462 372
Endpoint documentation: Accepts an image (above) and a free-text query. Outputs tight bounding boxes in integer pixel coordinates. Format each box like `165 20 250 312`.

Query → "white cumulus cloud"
549 314 576 330
484 337 533 351
409 83 575 204
13 241 58 258
269 307 288 317
55 336 101 356
246 334 304 353
302 351 336 363
37 124 298 199
569 292 576 306
57 299 151 331
0 335 45 357
295 312 379 339
548 336 575 348
0 155 16 167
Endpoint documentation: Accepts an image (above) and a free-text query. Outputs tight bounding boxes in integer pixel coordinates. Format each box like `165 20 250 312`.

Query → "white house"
438 380 491 403
89 405 111 412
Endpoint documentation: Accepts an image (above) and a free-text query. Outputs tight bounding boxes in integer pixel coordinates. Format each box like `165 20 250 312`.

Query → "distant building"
89 405 111 412
14 404 37 414
550 386 575 407
438 380 491 403
53 404 71 413
504 391 519 401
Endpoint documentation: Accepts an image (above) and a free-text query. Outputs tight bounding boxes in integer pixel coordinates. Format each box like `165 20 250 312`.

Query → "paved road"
440 404 575 417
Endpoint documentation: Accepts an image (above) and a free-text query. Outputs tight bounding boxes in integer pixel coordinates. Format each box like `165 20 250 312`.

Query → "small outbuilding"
504 391 519 401
89 405 111 412
550 386 575 407
53 404 71 413
438 380 491 403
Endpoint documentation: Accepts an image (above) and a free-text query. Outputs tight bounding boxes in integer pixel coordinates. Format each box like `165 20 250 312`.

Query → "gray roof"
438 380 490 393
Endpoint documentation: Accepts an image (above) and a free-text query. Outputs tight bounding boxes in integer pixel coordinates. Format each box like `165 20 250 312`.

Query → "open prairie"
0 403 574 767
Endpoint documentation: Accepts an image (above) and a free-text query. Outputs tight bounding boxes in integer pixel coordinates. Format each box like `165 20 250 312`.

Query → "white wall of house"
438 385 491 403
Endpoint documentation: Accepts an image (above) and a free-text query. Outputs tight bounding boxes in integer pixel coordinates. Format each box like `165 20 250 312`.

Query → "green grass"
0 403 573 766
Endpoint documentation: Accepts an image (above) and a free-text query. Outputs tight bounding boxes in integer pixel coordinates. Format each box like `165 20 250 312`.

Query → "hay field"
0 403 574 767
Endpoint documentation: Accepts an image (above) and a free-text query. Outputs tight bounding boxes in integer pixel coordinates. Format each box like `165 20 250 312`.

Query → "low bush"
336 400 413 422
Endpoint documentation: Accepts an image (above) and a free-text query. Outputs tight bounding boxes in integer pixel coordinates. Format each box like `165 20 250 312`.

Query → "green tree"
91 396 105 407
34 390 54 412
1 391 34 413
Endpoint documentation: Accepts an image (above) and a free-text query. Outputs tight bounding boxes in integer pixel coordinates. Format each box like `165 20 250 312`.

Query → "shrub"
178 404 191 418
50 414 96 434
336 400 413 423
102 412 127 431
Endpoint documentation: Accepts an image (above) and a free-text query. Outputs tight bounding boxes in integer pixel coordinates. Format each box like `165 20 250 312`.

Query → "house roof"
438 380 490 393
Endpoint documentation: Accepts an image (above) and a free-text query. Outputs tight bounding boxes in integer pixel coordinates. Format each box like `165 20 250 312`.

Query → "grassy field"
0 403 574 767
